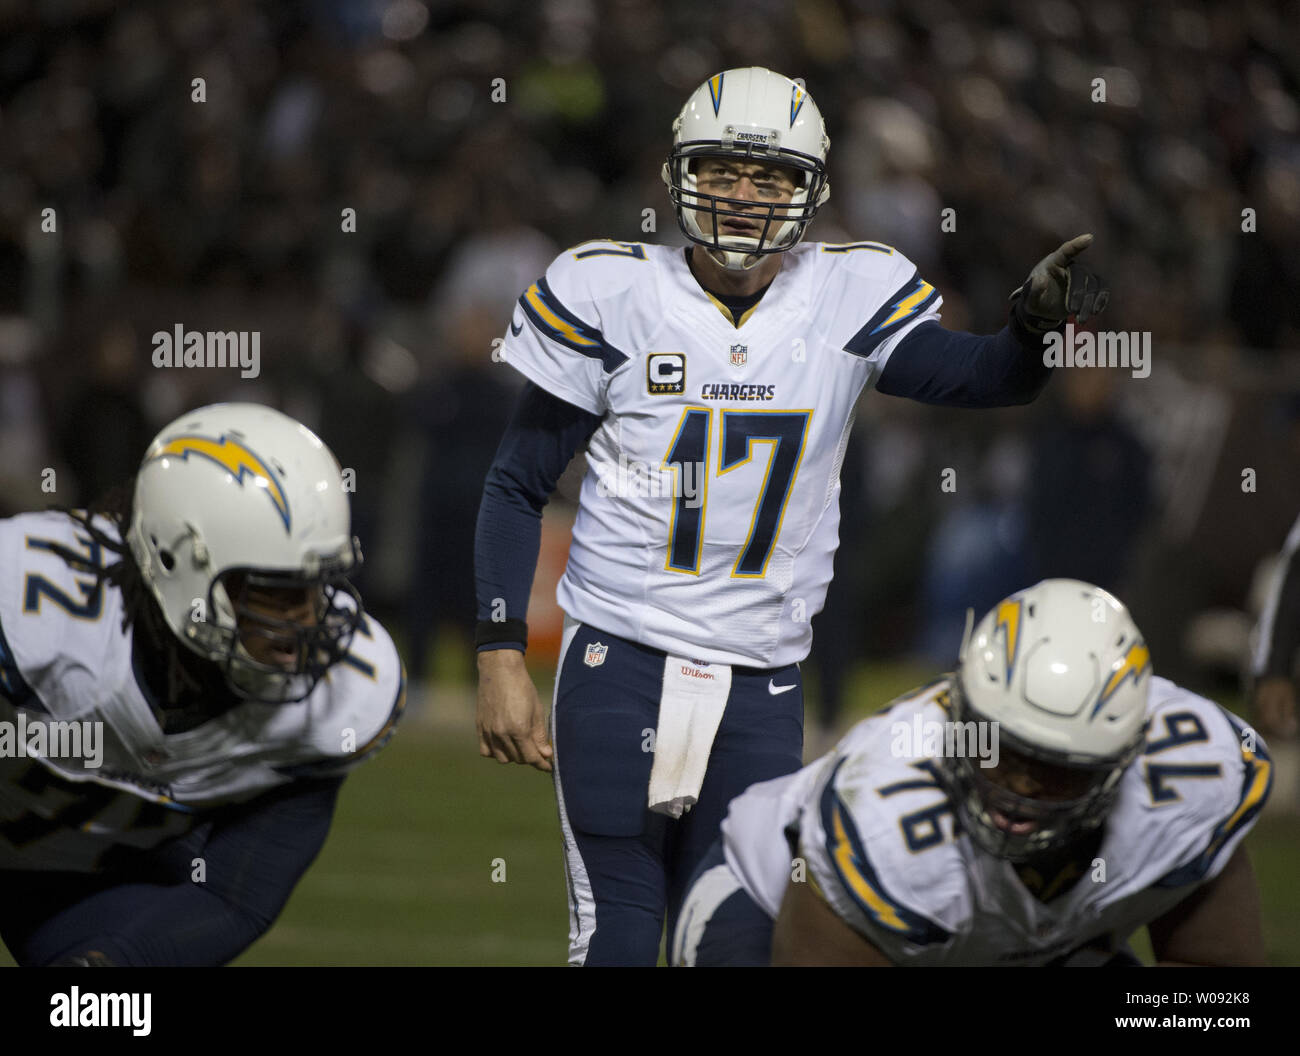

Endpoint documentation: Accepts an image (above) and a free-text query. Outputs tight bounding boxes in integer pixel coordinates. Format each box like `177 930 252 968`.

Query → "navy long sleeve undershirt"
473 320 1051 649
474 382 604 651
876 316 1052 406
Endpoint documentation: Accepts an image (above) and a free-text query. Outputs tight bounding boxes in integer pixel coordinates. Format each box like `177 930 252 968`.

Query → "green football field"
2 661 1298 967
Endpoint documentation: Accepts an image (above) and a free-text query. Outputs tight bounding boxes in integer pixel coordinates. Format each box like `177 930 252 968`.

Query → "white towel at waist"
647 655 732 818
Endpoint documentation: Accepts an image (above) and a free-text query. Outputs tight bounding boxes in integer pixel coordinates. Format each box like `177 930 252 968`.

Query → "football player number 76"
663 407 811 579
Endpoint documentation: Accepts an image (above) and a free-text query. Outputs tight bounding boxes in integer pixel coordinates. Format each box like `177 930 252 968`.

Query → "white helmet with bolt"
662 66 831 271
126 402 363 704
943 578 1152 860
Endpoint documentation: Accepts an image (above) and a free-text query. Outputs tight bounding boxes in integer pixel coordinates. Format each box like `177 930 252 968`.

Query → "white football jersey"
501 239 942 666
0 511 405 872
721 676 1271 965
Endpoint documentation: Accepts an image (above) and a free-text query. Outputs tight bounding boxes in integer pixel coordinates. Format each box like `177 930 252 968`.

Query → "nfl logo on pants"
584 642 608 668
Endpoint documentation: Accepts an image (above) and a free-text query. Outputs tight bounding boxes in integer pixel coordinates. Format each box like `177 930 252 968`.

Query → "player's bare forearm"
476 648 553 772
771 877 893 966
1148 845 1267 966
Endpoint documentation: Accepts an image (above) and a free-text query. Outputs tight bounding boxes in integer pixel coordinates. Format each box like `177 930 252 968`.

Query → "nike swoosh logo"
510 320 523 336
768 680 797 695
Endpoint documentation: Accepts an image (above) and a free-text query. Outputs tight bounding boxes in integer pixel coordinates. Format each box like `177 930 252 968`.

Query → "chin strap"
707 247 763 271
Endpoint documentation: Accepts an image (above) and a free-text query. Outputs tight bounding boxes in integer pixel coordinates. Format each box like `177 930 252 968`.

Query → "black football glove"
1009 233 1109 332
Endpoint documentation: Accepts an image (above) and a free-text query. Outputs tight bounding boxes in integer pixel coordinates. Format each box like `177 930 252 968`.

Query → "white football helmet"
662 67 831 271
942 579 1152 861
126 403 363 704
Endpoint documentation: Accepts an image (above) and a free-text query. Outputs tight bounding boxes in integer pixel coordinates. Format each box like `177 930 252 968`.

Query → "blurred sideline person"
674 580 1270 967
1253 510 1300 739
0 403 404 966
1023 369 1150 593
474 67 1108 966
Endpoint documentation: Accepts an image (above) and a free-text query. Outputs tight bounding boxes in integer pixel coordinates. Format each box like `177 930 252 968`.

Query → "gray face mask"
940 671 1139 863
664 147 828 271
212 565 364 705
946 754 1122 863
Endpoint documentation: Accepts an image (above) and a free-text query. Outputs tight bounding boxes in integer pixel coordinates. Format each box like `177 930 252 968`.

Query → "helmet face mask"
942 672 1140 862
666 144 828 266
210 548 364 705
663 68 831 271
938 579 1152 863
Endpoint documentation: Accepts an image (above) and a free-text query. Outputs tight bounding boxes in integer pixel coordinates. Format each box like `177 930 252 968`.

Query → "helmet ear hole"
159 550 175 572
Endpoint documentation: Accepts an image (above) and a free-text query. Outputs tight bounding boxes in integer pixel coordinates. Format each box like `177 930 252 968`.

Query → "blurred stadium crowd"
1 0 1298 722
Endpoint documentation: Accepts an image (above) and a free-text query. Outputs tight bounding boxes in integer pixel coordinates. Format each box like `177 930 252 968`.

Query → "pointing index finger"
1054 232 1094 263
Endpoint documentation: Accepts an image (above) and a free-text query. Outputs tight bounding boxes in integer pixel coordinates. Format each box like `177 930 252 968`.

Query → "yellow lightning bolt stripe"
1218 745 1271 840
790 84 805 125
875 280 935 332
994 598 1022 679
155 435 290 531
830 799 908 932
522 283 600 349
1094 641 1151 716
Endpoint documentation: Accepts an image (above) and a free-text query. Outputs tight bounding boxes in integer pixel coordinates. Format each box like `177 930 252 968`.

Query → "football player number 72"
663 408 811 578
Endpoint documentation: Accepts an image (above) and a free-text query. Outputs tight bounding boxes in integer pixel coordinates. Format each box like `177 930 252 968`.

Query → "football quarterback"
0 403 404 966
475 67 1109 966
673 580 1271 966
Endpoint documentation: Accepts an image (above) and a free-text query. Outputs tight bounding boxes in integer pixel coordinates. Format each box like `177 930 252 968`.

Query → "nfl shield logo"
584 642 608 668
729 344 748 368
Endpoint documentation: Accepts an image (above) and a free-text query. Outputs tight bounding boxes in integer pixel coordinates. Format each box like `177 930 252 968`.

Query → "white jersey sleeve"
271 614 406 781
1111 677 1271 893
499 240 658 415
0 510 123 725
720 753 837 918
794 680 961 961
815 241 944 383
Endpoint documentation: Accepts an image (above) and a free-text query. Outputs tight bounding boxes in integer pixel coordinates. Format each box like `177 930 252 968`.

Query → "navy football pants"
551 620 803 966
672 837 774 966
